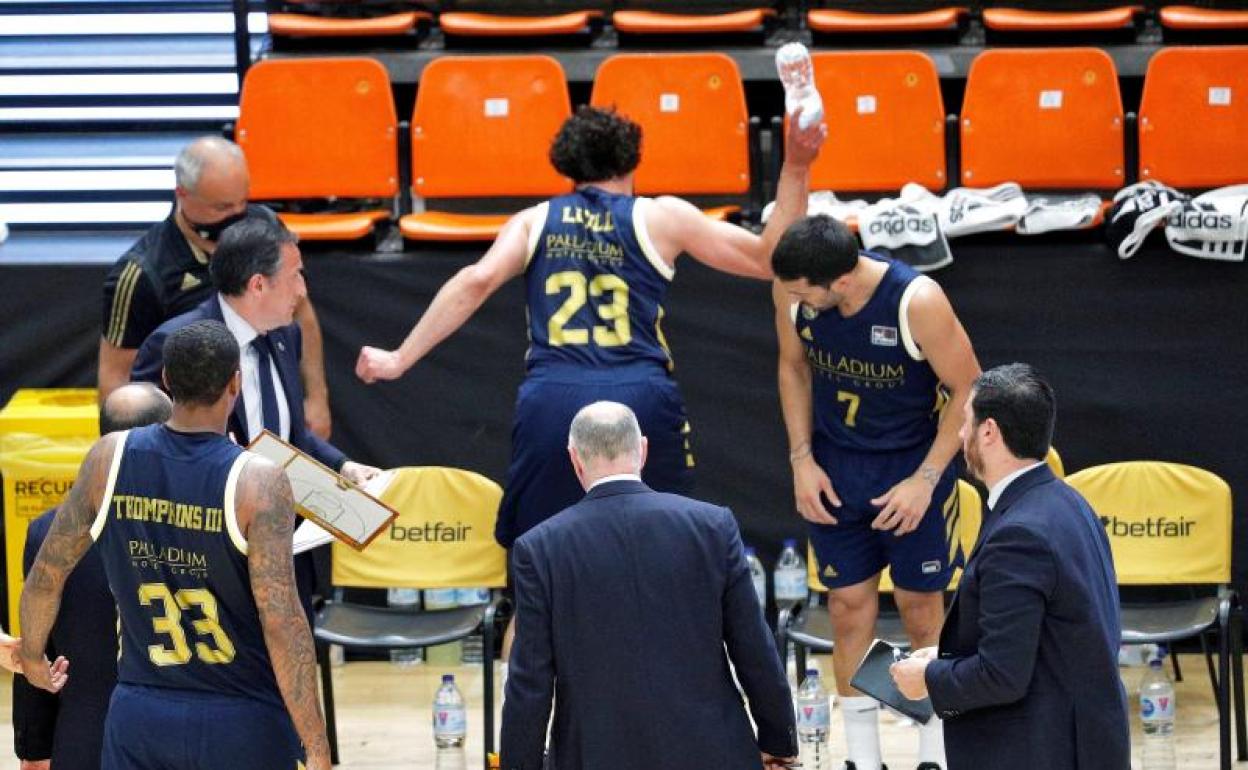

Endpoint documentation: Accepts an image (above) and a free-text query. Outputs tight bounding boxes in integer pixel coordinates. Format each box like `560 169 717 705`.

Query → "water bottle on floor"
456 587 490 664
774 539 808 604
386 588 422 667
795 668 831 770
744 546 767 610
1140 646 1176 770
775 42 824 130
433 674 467 749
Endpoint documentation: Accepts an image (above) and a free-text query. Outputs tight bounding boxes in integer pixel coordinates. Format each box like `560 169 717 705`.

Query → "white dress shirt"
986 460 1047 511
588 473 642 490
218 295 290 441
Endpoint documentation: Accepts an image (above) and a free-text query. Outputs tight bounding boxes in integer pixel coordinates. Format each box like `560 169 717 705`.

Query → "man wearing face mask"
99 136 333 438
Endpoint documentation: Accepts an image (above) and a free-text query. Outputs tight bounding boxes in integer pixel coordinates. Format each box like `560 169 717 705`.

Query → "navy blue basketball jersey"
524 186 674 372
91 424 283 707
796 255 946 453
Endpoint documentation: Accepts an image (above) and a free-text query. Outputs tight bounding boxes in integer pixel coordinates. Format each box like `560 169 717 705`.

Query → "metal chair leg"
1233 603 1247 761
1219 604 1233 770
317 642 341 765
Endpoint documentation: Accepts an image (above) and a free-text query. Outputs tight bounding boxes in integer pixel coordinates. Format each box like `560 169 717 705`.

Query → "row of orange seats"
267 3 1248 40
237 46 1248 244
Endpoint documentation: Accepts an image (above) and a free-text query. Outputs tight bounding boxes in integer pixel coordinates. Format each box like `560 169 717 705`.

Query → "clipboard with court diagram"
246 431 398 551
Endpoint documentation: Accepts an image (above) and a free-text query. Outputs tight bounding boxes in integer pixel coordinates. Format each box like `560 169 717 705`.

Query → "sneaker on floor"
916 764 943 770
842 764 889 770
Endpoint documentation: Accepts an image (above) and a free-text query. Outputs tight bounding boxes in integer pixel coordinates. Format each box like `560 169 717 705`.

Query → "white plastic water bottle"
795 669 831 770
775 42 824 130
1140 648 1176 770
774 539 808 603
456 587 490 664
744 546 767 609
433 674 467 749
387 588 422 667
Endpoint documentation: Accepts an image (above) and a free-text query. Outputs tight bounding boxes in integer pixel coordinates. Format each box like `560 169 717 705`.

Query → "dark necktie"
252 334 281 435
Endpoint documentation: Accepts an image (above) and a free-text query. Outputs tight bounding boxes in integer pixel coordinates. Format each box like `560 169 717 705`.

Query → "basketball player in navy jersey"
356 106 823 553
772 215 981 770
20 320 330 770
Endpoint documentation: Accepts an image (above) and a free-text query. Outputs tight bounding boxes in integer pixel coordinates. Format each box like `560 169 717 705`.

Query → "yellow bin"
0 388 99 632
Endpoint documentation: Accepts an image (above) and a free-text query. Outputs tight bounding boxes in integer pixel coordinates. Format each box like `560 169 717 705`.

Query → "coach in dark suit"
12 383 172 770
130 216 376 485
890 364 1129 770
501 401 797 770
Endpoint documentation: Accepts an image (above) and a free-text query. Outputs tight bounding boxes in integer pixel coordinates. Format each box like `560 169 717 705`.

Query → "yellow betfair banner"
0 388 100 633
332 466 507 591
1067 461 1231 585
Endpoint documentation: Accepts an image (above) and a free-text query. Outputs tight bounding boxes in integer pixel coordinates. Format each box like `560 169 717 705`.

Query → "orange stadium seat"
611 8 774 35
400 55 572 242
267 1 430 38
590 52 749 218
236 57 397 241
807 7 967 34
438 10 602 37
1160 5 1248 30
961 48 1124 190
806 51 946 192
1139 46 1248 189
982 5 1141 32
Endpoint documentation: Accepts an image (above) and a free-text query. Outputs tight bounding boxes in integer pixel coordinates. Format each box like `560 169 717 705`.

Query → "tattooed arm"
238 457 331 770
18 434 117 691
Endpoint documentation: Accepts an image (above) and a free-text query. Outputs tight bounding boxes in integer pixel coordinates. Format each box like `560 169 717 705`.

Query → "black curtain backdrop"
2 238 1246 583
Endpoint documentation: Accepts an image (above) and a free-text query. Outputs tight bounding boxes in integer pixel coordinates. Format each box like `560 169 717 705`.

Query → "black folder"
849 638 935 724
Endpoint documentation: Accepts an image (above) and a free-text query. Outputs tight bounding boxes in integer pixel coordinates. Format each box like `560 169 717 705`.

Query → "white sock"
918 714 946 768
841 696 882 770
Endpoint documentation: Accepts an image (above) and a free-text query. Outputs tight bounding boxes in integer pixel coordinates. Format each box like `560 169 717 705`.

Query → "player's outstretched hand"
870 475 933 535
0 632 23 674
355 346 404 384
784 105 827 169
792 456 840 525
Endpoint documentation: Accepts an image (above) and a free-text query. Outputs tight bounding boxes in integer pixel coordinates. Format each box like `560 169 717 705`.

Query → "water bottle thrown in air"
433 674 468 749
1139 646 1176 770
386 587 422 667
773 539 809 603
744 546 767 610
775 42 824 130
795 668 831 770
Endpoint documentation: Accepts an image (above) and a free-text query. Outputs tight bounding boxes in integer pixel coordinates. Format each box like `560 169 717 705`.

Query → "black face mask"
184 209 247 242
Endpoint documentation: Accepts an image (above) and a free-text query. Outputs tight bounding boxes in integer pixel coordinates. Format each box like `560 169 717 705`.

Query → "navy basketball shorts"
806 440 962 592
101 684 303 770
494 363 694 548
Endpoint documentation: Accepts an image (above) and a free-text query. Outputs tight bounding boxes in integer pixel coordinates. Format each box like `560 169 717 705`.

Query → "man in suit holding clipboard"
130 217 379 615
889 364 1128 769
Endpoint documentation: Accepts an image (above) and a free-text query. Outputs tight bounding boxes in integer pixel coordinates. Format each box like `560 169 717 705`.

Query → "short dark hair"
210 216 296 296
99 383 173 434
970 363 1056 461
771 215 860 286
549 106 642 185
162 320 240 407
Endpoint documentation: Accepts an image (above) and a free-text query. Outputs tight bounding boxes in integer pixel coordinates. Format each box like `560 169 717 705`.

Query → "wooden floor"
0 653 1230 768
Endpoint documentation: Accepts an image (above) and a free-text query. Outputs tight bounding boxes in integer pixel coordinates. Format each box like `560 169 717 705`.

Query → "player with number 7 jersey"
19 320 330 770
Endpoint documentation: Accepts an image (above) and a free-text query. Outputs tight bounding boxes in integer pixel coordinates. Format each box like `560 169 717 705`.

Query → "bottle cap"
805 668 820 677
744 546 757 556
442 674 455 683
783 538 797 547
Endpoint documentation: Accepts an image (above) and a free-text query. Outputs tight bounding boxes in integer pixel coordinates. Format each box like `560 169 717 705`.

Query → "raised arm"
355 206 540 383
238 458 331 770
18 434 117 690
645 113 825 280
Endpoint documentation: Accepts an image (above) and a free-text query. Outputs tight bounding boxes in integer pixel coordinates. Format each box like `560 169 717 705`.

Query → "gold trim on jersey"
523 202 550 271
224 452 253 555
631 197 675 282
106 261 143 346
91 430 131 541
